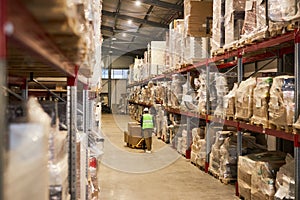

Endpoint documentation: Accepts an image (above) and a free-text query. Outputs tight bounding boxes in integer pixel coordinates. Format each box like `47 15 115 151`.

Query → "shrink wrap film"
251 77 272 127
235 77 256 120
268 76 295 128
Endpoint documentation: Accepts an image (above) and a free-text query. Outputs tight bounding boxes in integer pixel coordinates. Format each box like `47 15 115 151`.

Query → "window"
102 69 128 79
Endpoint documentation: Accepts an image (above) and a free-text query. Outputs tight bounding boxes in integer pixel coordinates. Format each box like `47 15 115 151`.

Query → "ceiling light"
112 37 117 41
128 20 132 25
135 0 141 6
122 33 127 37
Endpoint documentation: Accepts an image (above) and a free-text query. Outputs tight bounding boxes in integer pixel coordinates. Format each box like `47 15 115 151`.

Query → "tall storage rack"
128 30 300 199
0 0 102 199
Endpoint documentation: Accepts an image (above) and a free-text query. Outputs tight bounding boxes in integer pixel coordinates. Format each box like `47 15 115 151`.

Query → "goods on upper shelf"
238 151 287 200
184 0 213 37
223 83 238 119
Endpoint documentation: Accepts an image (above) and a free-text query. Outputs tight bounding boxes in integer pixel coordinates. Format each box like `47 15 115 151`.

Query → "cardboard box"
129 125 142 137
184 1 213 37
124 131 129 143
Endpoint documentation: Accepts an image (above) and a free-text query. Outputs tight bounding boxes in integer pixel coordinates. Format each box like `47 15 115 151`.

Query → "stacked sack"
197 71 208 114
235 77 256 120
251 77 272 127
268 75 295 130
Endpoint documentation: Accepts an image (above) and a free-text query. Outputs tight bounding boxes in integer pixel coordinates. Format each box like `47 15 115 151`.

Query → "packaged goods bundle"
211 0 224 52
5 98 51 200
197 72 207 114
238 151 286 200
224 83 238 118
209 131 233 175
251 152 286 199
155 105 165 138
191 127 205 164
268 75 294 130
251 77 272 127
150 41 166 76
184 0 213 37
170 74 186 107
268 0 296 33
173 124 187 151
154 82 163 104
183 36 207 64
235 77 256 121
214 73 229 118
275 154 295 200
224 0 246 47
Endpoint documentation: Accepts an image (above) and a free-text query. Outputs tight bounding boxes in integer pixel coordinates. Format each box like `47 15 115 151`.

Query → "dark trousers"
142 128 153 151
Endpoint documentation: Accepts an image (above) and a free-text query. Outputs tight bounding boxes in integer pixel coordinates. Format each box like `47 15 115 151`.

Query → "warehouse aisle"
99 114 237 200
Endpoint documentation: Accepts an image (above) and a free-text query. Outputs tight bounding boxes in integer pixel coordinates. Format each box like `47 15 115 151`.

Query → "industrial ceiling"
101 0 183 57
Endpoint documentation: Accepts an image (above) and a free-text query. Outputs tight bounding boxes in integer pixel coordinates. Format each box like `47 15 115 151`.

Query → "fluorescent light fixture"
135 0 141 6
128 20 132 25
122 33 127 37
112 37 117 41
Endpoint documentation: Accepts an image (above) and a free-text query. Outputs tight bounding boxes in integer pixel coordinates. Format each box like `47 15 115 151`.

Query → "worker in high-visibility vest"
141 107 154 153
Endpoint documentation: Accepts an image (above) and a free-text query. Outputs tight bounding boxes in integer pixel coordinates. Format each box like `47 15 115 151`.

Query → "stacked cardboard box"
211 0 224 52
275 154 295 199
224 0 245 47
214 73 229 118
150 41 167 76
127 122 143 148
223 83 238 118
235 77 256 120
268 76 295 129
184 0 213 37
251 77 272 127
238 151 286 200
191 128 206 166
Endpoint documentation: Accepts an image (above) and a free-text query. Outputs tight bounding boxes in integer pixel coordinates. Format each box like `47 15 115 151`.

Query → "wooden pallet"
208 168 219 179
225 115 235 120
239 195 251 200
219 177 236 185
269 121 293 133
250 118 269 129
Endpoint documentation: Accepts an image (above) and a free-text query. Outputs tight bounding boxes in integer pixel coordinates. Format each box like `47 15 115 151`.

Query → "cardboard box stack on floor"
275 154 295 199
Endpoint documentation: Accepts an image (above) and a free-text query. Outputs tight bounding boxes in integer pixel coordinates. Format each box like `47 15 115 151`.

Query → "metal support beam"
205 63 210 173
101 25 156 40
294 29 300 200
0 0 6 198
21 78 28 100
237 51 243 157
141 0 182 11
67 75 77 200
102 10 168 28
108 55 112 109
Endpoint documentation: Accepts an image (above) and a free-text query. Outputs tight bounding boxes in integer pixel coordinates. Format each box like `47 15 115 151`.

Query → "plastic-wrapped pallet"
211 0 224 53
235 77 256 121
150 41 166 76
251 151 286 199
224 0 245 47
197 72 207 114
209 131 233 175
268 75 294 130
224 83 238 118
251 77 272 127
183 36 208 64
5 98 51 200
191 127 205 164
214 73 229 118
155 105 165 138
275 154 295 200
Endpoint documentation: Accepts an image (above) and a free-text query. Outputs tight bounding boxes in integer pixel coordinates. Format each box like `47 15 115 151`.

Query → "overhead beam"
101 25 159 40
102 10 168 28
102 45 145 57
141 0 183 12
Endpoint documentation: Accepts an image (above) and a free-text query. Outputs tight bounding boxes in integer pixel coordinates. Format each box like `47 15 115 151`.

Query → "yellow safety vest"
142 114 154 129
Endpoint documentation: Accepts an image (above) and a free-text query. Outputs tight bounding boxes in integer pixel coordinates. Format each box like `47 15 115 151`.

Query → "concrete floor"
99 114 238 200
